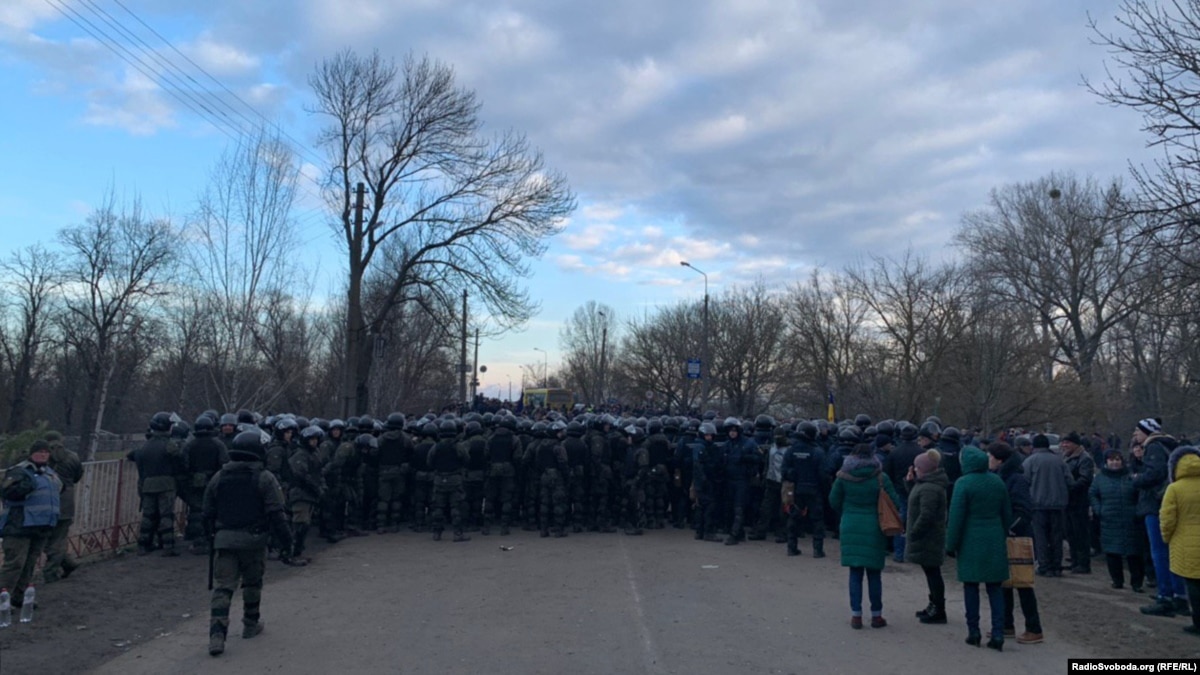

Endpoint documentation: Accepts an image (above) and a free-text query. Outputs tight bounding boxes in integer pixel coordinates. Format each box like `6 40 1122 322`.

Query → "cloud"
181 32 260 76
4 0 1154 275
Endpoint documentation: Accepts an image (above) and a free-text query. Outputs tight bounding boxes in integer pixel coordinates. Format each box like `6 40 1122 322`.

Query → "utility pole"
597 310 608 407
459 289 468 411
343 182 366 418
470 327 480 403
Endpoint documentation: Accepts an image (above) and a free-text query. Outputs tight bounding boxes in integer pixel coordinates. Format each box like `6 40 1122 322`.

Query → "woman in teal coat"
946 445 1012 651
830 443 902 629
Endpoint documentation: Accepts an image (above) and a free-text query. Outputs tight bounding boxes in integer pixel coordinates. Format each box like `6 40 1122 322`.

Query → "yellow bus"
522 388 574 411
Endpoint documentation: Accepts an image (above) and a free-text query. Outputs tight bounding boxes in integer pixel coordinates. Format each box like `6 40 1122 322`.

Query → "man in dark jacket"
1131 418 1187 617
989 442 1044 645
781 422 826 557
1061 432 1095 574
203 430 293 657
128 412 186 556
1023 433 1070 576
885 422 923 563
182 416 230 554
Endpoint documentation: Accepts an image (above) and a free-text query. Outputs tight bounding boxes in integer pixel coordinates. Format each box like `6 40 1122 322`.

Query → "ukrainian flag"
827 390 835 423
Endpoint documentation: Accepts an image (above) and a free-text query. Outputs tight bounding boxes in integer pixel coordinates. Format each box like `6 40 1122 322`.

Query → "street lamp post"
680 261 709 411
597 310 608 407
533 347 549 388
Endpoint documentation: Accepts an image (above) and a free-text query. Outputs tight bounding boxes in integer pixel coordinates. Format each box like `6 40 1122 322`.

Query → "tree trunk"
87 358 116 461
6 356 31 433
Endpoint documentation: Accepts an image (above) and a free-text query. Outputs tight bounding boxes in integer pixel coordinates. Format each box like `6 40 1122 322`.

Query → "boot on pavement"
243 621 264 639
812 539 826 558
209 629 226 657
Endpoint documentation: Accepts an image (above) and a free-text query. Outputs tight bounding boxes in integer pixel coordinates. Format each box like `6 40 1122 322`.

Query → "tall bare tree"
0 245 60 432
57 195 176 458
708 283 788 416
846 250 970 420
187 129 302 411
308 49 575 416
958 174 1162 391
558 301 616 405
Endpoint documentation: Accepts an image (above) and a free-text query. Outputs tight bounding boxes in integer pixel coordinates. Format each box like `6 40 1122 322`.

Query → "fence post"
111 460 125 550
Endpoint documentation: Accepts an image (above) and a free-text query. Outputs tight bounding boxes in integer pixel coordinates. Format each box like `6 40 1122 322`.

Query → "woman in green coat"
946 445 1013 651
906 449 949 624
830 443 902 629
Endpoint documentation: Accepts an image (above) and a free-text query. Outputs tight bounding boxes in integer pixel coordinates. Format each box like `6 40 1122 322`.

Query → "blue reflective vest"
1 462 61 530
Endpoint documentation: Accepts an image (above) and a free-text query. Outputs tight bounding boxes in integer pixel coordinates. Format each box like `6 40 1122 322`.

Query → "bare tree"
57 195 176 459
782 271 870 416
308 49 575 416
958 174 1163 393
846 250 970 420
187 129 302 411
614 305 702 414
1089 1 1200 230
558 301 616 405
708 282 788 416
0 245 60 431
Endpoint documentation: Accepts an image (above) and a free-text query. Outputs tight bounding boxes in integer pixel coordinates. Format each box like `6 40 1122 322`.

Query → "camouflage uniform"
127 430 184 555
43 437 83 582
203 456 292 656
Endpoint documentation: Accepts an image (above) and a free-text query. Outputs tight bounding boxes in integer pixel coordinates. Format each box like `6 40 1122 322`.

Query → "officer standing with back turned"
203 430 293 657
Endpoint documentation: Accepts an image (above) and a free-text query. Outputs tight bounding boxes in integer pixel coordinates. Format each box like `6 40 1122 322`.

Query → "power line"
41 0 335 244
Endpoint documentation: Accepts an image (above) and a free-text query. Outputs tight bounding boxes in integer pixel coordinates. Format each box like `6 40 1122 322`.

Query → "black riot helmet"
796 421 818 442
236 409 255 425
171 421 190 440
941 426 962 443
386 413 406 430
897 421 919 441
219 413 238 429
838 425 861 443
194 415 216 434
230 430 267 462
754 414 776 431
355 433 378 450
698 422 717 437
300 425 324 443
422 422 439 438
358 415 375 433
854 414 872 430
723 417 741 435
149 412 174 433
438 419 458 438
465 421 483 437
566 421 585 437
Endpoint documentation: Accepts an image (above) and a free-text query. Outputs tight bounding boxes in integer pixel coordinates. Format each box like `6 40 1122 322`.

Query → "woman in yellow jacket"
1161 445 1200 635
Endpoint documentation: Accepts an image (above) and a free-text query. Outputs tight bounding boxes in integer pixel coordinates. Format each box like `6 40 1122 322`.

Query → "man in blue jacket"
1130 418 1186 617
0 441 62 607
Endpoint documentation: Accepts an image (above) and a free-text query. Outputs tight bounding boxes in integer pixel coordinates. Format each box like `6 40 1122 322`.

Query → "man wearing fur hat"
1131 417 1187 617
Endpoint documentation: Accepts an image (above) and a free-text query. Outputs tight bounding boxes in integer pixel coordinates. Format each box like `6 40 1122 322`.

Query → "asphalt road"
90 529 1085 674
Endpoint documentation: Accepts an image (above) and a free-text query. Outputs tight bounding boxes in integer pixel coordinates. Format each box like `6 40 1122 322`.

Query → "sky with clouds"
0 0 1160 401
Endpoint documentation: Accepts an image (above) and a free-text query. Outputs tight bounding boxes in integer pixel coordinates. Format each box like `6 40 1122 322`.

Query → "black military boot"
453 532 471 543
243 621 264 639
747 530 767 541
432 530 443 541
209 627 226 656
812 539 826 558
787 542 801 557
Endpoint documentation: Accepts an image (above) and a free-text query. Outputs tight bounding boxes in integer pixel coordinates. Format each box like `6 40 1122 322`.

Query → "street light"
597 310 609 407
533 347 549 388
680 261 709 410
